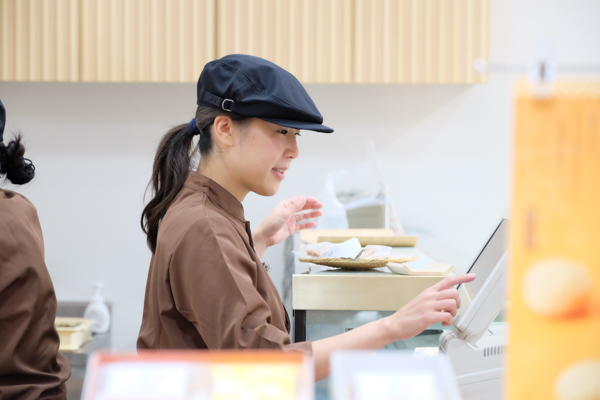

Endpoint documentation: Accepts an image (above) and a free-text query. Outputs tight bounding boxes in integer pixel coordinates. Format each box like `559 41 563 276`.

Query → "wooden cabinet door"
216 0 353 83
79 0 215 82
1 0 79 81
354 0 489 83
217 0 488 84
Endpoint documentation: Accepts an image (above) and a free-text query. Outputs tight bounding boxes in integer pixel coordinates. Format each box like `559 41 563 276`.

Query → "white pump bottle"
319 172 349 230
83 282 111 334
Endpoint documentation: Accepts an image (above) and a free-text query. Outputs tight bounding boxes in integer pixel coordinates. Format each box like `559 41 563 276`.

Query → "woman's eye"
278 129 300 137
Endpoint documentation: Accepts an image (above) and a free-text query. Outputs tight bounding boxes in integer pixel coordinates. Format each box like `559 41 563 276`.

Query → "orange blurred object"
82 350 313 400
508 81 600 400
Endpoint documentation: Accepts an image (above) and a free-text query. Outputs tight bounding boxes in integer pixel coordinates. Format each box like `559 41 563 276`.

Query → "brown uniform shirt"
0 189 71 400
138 172 311 352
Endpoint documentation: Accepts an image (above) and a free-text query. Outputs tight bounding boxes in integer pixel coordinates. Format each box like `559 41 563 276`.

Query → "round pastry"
522 258 591 318
555 359 600 400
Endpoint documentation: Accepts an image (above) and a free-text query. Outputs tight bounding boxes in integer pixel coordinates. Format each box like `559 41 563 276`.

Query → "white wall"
1 0 598 350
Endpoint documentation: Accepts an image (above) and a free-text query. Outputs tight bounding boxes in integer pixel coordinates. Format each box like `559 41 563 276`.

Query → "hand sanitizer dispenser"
319 172 349 230
83 282 111 334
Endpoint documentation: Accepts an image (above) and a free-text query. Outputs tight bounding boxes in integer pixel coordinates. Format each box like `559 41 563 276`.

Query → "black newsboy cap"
197 54 333 133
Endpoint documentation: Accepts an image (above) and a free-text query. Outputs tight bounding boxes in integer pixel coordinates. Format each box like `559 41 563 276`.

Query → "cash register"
439 218 509 400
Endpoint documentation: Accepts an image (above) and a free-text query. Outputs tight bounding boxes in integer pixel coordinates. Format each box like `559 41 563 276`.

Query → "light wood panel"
318 235 418 247
1 0 488 83
299 229 395 244
354 0 489 83
293 273 444 311
216 0 353 83
0 0 79 81
79 0 215 82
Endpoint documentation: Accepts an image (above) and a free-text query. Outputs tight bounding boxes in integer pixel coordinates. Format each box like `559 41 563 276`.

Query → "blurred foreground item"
330 350 461 400
81 350 314 400
508 81 600 400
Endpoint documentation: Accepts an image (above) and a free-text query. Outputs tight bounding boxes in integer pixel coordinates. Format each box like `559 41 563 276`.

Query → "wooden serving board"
318 235 418 247
299 229 394 244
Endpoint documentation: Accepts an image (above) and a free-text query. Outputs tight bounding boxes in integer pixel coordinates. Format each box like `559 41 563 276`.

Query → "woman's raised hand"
383 273 476 341
252 196 323 258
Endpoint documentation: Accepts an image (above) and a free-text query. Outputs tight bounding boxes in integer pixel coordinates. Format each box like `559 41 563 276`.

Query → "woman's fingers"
297 222 317 230
295 210 323 222
431 273 476 292
440 312 455 327
436 288 461 309
436 299 458 317
294 197 323 211
286 196 308 212
302 197 323 210
390 276 471 339
286 196 322 214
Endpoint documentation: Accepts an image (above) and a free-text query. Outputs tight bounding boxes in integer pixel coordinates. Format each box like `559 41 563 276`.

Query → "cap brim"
259 117 334 133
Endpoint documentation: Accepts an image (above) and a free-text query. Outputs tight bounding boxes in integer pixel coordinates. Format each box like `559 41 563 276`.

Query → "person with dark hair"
0 100 71 399
138 54 475 380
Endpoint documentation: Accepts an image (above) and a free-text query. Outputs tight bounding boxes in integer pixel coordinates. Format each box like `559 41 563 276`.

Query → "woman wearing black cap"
0 100 71 399
138 54 475 380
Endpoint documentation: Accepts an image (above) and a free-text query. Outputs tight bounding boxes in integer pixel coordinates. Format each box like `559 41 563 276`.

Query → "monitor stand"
439 252 508 400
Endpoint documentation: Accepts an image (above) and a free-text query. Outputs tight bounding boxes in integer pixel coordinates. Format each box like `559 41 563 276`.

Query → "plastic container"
55 317 94 351
319 172 349 230
83 282 111 334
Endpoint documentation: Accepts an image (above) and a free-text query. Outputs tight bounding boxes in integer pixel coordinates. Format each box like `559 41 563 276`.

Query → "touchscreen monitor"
459 219 508 300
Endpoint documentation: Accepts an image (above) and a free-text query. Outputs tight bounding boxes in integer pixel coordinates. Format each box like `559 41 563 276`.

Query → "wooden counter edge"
292 274 446 311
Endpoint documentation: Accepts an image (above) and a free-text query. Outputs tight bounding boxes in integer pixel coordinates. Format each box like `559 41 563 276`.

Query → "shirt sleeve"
168 211 311 353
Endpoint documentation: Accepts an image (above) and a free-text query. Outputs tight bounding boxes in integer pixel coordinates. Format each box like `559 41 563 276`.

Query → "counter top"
293 248 449 311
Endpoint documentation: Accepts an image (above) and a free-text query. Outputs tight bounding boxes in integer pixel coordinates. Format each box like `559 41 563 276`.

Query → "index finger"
286 196 308 211
300 197 323 210
432 273 476 291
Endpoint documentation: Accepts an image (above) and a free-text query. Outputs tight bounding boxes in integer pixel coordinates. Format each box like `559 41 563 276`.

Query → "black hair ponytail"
141 123 196 253
0 134 35 185
141 106 252 253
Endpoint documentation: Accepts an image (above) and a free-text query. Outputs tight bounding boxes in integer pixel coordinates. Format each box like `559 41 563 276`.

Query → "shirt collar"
183 171 246 223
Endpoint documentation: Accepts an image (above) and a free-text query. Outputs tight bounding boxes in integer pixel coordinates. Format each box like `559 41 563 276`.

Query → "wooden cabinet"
354 0 489 83
0 0 488 83
1 0 79 81
216 0 353 83
79 0 215 82
217 0 489 84
0 0 215 82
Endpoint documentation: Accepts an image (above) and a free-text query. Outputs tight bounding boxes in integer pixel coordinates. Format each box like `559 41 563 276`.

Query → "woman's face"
229 118 300 198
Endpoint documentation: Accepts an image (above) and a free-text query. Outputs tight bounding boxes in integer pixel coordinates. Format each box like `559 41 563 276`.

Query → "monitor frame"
453 219 509 344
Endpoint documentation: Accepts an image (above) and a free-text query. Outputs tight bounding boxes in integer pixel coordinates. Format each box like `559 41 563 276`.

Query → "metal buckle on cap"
222 99 234 112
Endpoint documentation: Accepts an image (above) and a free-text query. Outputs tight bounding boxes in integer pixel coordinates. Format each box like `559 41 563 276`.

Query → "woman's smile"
271 167 287 180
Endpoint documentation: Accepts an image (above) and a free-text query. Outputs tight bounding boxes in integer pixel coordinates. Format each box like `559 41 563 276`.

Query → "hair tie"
18 157 35 174
189 118 201 136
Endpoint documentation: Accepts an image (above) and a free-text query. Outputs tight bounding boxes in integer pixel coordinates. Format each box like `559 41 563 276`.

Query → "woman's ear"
213 115 236 148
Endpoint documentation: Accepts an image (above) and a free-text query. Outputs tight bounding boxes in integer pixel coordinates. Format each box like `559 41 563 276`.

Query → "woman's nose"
288 136 299 159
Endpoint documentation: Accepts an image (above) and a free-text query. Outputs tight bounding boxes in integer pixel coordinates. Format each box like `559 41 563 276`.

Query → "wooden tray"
299 256 418 270
318 235 418 247
56 317 94 351
299 229 394 244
